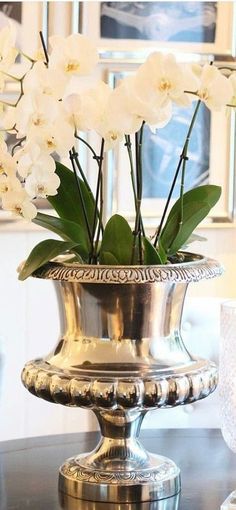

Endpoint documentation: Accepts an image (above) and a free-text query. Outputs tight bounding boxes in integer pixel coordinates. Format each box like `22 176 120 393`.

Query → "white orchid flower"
135 52 186 108
25 169 60 199
63 93 92 132
0 139 8 153
2 106 16 132
76 81 125 149
196 65 233 111
105 84 143 135
49 33 98 76
28 122 75 158
175 63 200 106
101 126 124 151
0 148 15 176
16 143 56 179
65 81 114 139
0 174 21 196
15 92 60 136
0 24 18 72
23 61 67 100
2 189 37 220
112 76 172 132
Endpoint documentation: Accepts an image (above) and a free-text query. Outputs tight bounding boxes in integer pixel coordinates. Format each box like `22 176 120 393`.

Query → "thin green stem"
72 146 92 193
90 138 105 263
72 145 104 236
153 99 201 248
125 135 137 205
138 123 145 263
94 170 103 262
168 149 188 253
39 31 49 66
0 99 16 108
21 51 35 63
75 134 100 163
131 124 145 264
69 150 93 246
1 70 21 82
125 135 145 237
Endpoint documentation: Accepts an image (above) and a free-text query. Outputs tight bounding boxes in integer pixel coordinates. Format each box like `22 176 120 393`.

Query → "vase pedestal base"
59 492 180 510
58 450 181 503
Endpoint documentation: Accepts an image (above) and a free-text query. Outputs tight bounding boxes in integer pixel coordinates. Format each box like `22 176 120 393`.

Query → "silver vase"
21 252 222 504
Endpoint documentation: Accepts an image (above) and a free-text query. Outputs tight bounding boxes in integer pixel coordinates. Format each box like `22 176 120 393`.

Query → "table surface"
0 428 236 510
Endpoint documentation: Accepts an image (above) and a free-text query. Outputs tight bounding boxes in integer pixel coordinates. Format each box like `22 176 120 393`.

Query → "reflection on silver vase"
59 491 180 510
21 253 222 503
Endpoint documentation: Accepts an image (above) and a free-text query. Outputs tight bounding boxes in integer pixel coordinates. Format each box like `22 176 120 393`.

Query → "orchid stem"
131 123 145 264
153 99 201 248
90 138 105 263
39 30 49 66
69 149 93 246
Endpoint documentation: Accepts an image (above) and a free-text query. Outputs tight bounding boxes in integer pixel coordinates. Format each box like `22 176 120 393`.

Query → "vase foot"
58 452 181 503
59 491 180 509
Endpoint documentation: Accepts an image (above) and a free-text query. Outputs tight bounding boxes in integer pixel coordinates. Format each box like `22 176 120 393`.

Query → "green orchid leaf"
160 185 221 255
99 214 133 265
99 251 119 265
166 185 221 223
33 212 89 260
157 238 168 264
142 237 162 265
18 239 78 281
47 162 96 244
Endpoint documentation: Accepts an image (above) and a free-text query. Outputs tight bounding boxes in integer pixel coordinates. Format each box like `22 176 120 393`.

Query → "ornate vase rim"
31 251 223 284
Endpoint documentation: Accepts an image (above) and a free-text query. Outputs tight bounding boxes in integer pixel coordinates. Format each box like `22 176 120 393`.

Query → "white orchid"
113 75 172 132
0 24 18 72
196 64 233 111
135 53 186 108
49 33 98 77
0 145 15 176
1 106 16 132
28 122 74 158
2 189 37 220
25 169 60 199
15 143 56 179
15 92 60 137
0 174 21 196
0 23 234 228
23 61 67 100
63 93 92 132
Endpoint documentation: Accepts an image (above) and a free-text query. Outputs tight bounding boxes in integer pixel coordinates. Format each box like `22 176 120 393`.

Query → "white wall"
0 223 235 440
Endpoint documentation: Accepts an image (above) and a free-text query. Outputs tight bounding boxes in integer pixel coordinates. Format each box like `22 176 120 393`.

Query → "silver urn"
21 253 222 504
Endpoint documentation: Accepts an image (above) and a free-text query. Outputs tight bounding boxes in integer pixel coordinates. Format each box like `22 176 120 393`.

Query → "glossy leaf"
160 185 221 255
99 251 119 265
167 185 221 223
157 238 168 264
18 239 78 281
143 237 162 265
33 212 89 260
47 161 96 242
99 214 133 265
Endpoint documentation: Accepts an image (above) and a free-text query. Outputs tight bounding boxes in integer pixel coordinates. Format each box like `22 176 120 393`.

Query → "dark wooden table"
0 429 236 509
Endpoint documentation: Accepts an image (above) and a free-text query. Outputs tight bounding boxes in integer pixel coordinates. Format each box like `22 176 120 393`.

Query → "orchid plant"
0 26 235 279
